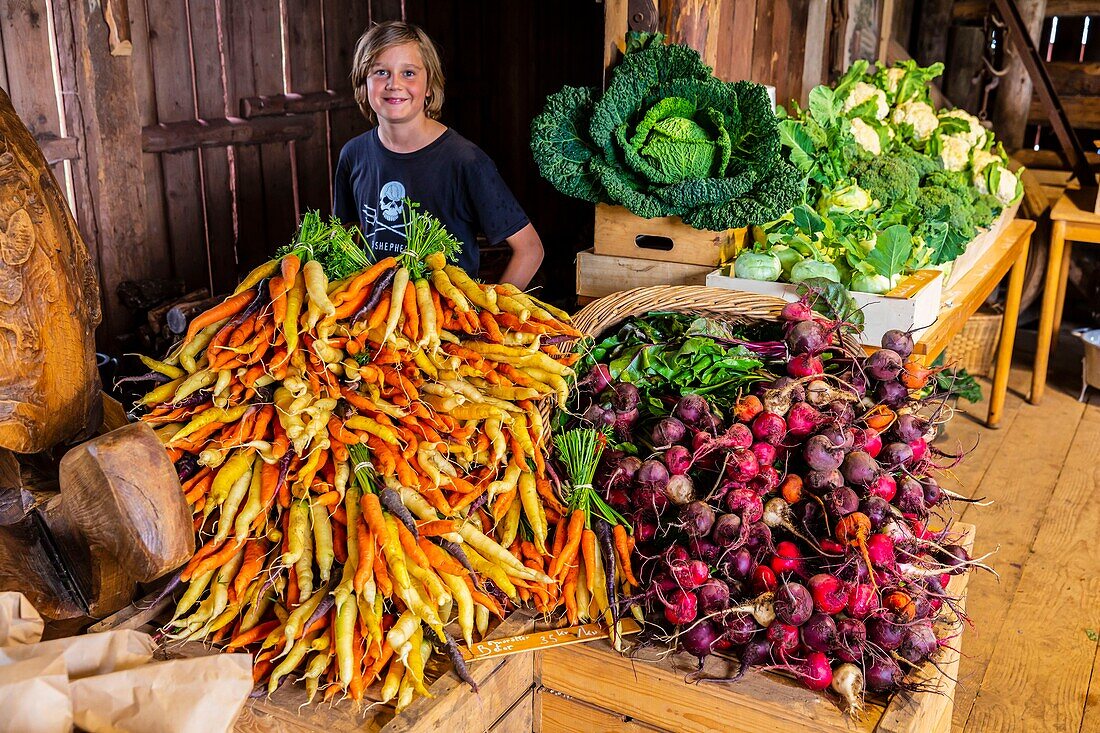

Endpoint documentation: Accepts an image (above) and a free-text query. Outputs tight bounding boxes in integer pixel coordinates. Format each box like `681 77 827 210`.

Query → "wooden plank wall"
1 0 605 346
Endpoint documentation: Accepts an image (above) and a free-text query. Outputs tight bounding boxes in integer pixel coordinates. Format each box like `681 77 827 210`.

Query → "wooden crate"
224 611 537 732
535 525 975 733
593 203 747 267
576 249 712 299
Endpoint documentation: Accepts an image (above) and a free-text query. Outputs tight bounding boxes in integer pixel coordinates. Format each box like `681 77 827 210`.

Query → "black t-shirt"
333 128 529 275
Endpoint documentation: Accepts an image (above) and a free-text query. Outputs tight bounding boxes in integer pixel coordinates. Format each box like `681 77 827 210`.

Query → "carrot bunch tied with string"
136 206 581 711
548 428 636 649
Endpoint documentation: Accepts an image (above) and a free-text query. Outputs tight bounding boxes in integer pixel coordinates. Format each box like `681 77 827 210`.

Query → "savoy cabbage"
530 33 803 230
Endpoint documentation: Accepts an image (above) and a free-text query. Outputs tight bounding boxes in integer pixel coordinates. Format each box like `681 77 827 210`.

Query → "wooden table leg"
1031 219 1066 404
988 237 1030 427
1049 240 1073 357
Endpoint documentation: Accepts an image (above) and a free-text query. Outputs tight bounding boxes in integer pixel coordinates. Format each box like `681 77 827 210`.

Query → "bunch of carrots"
134 205 604 711
548 429 641 650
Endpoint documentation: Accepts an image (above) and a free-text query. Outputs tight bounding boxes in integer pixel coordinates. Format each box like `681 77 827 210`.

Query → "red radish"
751 412 787 445
752 564 778 594
834 618 867 663
766 621 801 659
786 319 829 354
808 574 848 614
607 487 631 512
751 441 777 466
637 459 670 488
727 448 760 482
680 621 720 658
786 402 825 438
865 656 904 692
723 613 758 645
867 473 897 501
663 445 692 475
663 589 698 625
909 436 928 462
666 545 690 565
788 353 825 378
673 394 710 425
781 300 815 323
773 581 814 625
652 417 687 447
771 541 808 578
801 612 838 652
795 651 834 691
670 559 709 589
820 538 845 554
866 533 896 569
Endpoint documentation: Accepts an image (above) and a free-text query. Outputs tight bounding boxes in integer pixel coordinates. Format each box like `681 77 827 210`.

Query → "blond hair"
351 21 445 122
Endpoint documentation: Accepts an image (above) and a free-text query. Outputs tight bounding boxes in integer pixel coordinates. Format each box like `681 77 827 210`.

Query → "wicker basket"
944 307 1003 377
570 285 863 356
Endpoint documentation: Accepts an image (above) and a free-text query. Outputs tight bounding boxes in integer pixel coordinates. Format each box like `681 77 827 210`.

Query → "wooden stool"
1031 188 1100 404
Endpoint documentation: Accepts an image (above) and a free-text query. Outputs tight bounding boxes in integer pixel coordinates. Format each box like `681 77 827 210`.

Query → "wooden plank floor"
938 328 1100 733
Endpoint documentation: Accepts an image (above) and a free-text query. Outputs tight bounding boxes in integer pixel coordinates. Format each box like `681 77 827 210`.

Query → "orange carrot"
417 538 467 576
183 288 256 346
580 528 597 594
549 508 585 580
231 540 267 601
354 524 374 594
226 619 279 651
612 524 638 585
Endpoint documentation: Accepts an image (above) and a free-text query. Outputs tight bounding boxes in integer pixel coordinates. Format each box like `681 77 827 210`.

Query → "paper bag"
0 628 154 679
0 653 72 733
70 653 252 733
0 591 44 645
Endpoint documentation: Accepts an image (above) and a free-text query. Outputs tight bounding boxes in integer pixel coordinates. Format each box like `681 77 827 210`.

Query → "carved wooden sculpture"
0 86 102 453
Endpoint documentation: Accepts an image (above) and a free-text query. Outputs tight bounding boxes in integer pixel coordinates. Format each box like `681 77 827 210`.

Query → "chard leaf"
866 224 913 278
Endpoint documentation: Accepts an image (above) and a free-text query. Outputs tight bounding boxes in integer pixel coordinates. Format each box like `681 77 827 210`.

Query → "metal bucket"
1073 329 1100 401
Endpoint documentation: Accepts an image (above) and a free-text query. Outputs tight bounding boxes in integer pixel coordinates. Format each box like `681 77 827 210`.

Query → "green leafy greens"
277 210 374 281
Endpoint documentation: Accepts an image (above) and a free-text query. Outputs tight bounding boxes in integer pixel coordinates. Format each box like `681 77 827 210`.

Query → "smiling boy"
333 21 544 288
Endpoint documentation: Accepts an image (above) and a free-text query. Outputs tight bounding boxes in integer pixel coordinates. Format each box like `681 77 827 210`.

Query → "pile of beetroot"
573 302 990 712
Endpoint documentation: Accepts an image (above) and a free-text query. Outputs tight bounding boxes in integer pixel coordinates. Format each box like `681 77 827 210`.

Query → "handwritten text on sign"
459 619 642 662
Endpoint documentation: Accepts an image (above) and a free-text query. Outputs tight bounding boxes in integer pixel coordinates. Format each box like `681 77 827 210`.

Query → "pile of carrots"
135 210 602 710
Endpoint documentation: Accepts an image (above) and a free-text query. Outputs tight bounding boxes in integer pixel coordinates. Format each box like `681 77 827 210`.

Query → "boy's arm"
498 222 544 290
332 153 359 226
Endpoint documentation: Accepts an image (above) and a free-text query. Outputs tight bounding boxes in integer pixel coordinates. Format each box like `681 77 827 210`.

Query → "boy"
334 21 544 288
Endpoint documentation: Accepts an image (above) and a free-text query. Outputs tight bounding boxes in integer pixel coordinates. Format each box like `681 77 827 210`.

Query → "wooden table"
912 219 1035 428
1031 188 1100 404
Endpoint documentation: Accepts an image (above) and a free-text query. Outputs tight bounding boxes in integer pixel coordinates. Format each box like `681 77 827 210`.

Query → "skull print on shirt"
362 180 408 257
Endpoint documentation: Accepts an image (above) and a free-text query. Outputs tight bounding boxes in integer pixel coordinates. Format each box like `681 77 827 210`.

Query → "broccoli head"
915 184 974 235
854 154 920 206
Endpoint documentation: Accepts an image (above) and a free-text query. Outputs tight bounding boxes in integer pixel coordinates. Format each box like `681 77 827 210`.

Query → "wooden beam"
36 135 79 164
954 0 1099 21
239 90 356 119
1011 148 1100 169
1045 62 1100 97
944 25 986 113
1029 95 1100 129
991 0 1047 152
141 115 316 154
